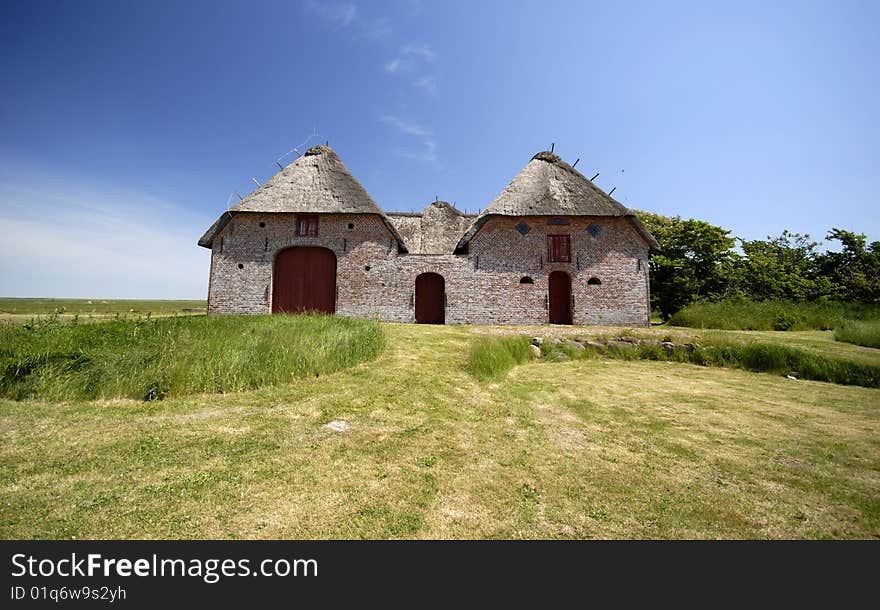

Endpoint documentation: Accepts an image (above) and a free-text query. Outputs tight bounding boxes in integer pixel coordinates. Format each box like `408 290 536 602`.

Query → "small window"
364 265 371 271
519 276 534 284
547 235 571 263
295 214 319 237
515 221 531 236
238 263 244 270
348 223 355 230
588 277 601 285
587 223 601 238
258 221 266 228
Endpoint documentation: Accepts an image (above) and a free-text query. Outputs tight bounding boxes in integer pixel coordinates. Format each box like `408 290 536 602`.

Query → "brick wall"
207 212 650 325
464 216 650 325
208 212 400 317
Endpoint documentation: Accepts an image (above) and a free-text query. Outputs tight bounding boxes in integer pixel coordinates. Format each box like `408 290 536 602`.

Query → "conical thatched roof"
198 145 407 251
455 151 659 252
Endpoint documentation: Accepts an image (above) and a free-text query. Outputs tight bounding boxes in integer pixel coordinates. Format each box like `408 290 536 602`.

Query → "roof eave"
197 211 233 249
197 210 408 253
455 211 661 253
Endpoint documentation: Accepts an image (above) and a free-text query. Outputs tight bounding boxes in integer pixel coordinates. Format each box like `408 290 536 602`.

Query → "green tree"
818 229 880 303
638 211 738 320
735 231 834 300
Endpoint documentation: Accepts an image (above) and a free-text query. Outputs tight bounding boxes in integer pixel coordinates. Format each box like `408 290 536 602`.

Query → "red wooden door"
548 271 572 324
272 247 336 314
415 273 445 324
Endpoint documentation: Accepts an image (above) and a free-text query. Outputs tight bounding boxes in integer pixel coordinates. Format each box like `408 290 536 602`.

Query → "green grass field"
1 312 878 539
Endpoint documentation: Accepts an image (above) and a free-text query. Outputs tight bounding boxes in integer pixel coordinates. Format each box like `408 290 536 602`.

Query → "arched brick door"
272 247 336 314
415 273 445 324
548 271 572 324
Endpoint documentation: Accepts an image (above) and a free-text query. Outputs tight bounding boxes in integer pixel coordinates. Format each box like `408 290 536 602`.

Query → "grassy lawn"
1 322 878 539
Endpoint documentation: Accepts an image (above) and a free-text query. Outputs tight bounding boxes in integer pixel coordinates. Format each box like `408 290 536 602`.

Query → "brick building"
198 145 659 325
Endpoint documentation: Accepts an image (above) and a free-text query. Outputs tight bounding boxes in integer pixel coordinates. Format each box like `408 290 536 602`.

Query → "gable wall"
208 212 401 317
466 216 650 325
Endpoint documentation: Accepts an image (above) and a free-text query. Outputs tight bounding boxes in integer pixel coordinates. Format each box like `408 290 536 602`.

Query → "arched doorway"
272 247 337 314
548 271 572 324
415 273 445 324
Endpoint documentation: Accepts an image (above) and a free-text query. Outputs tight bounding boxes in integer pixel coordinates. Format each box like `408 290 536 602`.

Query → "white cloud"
384 43 438 94
413 74 437 95
357 17 392 40
305 1 357 29
401 43 436 63
380 115 431 138
379 116 439 165
0 167 212 298
397 140 438 164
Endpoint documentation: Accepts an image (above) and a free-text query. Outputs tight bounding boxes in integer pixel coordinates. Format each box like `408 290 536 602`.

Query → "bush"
0 314 385 401
669 300 880 331
834 321 880 349
467 336 534 381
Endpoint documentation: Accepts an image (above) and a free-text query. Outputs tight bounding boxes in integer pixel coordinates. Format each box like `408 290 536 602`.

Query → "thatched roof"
198 145 407 251
455 151 659 252
387 201 476 254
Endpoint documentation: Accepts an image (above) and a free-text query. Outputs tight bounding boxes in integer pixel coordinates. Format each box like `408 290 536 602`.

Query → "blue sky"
1 0 877 298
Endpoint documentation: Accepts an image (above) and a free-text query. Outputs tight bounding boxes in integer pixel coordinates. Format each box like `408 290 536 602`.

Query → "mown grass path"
2 324 879 539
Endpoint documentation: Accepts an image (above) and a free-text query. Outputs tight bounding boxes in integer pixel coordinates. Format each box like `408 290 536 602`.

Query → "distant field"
0 298 206 322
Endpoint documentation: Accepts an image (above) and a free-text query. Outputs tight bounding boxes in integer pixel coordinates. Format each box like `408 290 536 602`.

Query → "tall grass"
466 336 534 381
0 314 384 401
834 320 880 349
669 300 880 331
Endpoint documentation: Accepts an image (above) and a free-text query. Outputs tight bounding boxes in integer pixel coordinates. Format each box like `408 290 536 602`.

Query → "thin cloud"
380 115 431 138
413 74 437 95
397 140 438 164
0 166 211 298
357 17 392 40
401 43 436 63
384 42 438 94
379 115 438 165
305 0 357 29
383 43 437 73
